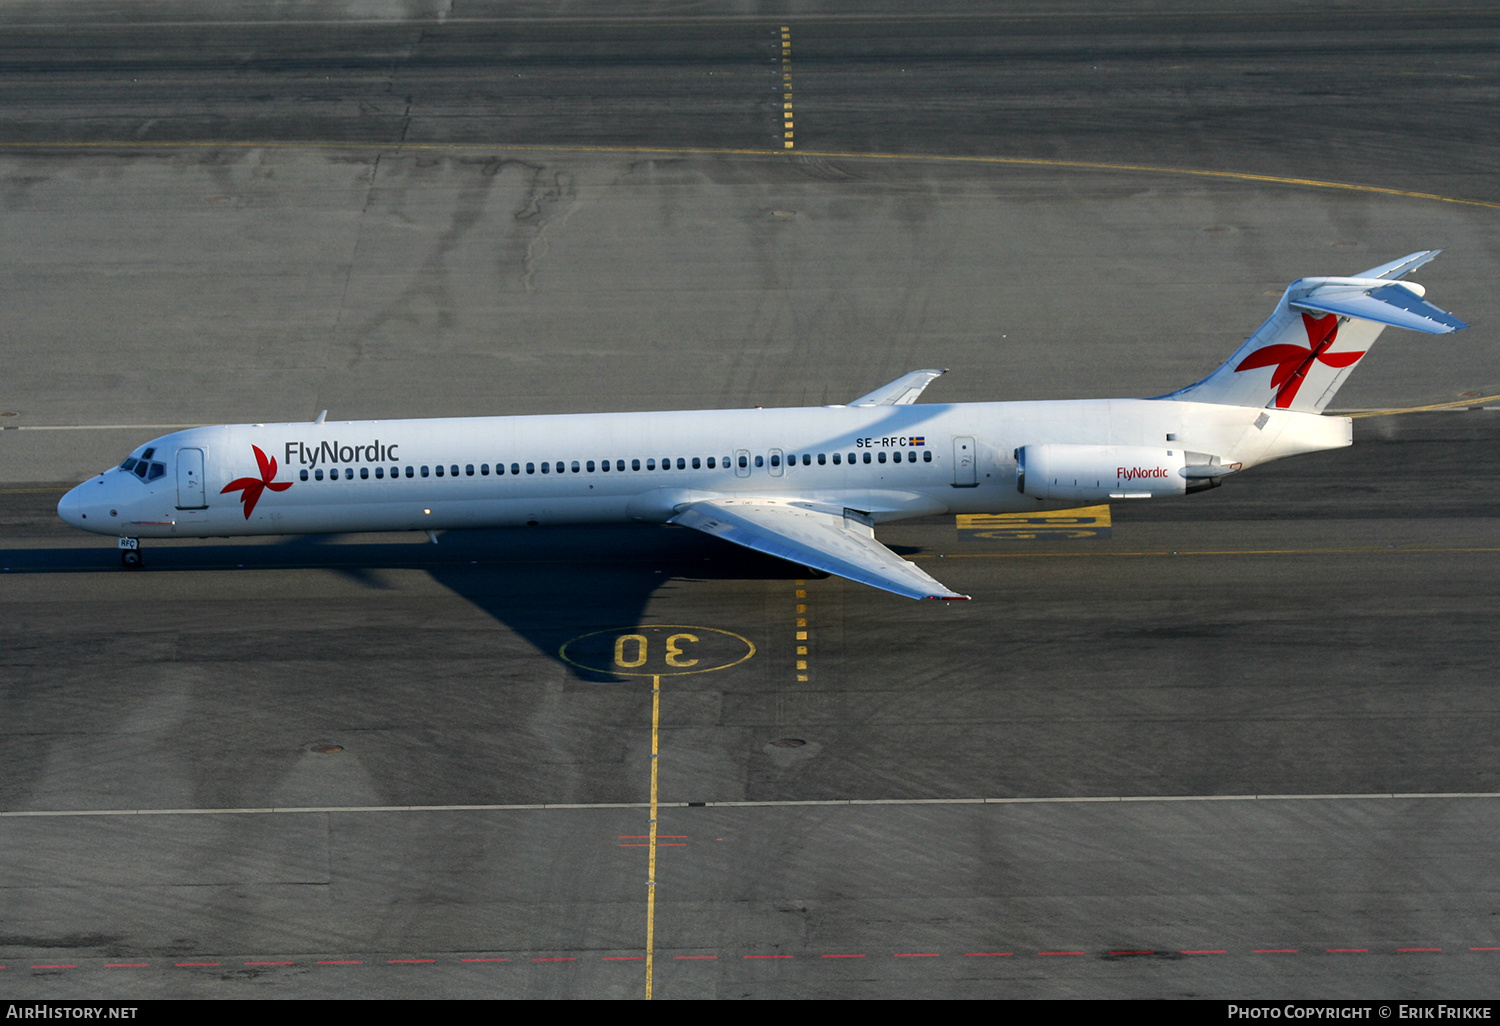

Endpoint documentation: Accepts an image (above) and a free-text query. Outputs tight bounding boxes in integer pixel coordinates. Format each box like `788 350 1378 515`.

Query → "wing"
670 497 969 601
847 369 947 407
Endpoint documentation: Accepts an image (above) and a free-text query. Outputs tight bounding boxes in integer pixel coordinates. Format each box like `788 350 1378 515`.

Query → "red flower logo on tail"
221 444 292 519
1234 312 1365 409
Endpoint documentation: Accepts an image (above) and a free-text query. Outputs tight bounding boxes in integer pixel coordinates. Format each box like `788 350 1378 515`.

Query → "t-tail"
1161 250 1468 412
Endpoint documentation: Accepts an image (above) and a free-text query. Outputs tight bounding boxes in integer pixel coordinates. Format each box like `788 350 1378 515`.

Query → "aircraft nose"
57 485 83 527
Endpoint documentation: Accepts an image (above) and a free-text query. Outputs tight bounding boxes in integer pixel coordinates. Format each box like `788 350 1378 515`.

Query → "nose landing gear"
118 537 142 568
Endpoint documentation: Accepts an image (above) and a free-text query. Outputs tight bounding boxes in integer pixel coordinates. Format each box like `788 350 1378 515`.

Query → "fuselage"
57 398 1350 540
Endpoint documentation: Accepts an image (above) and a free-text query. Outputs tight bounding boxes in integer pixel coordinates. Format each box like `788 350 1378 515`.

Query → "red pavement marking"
245 962 293 966
1327 949 1369 953
894 953 940 957
675 955 717 960
1254 950 1299 954
1039 951 1084 956
105 964 151 968
1182 950 1227 955
1397 948 1442 953
175 962 220 967
1110 951 1155 956
532 957 577 962
388 959 436 964
604 956 645 961
821 954 866 958
318 961 363 965
745 955 793 959
32 965 76 969
461 958 508 962
1472 947 1500 952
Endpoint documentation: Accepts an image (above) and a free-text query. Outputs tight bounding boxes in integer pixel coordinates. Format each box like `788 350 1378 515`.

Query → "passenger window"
586 461 595 472
452 465 460 477
877 451 886 464
421 466 430 477
676 458 685 470
647 459 656 470
541 462 549 474
405 466 414 478
616 460 626 471
818 453 826 465
511 464 520 475
314 469 323 481
572 461 581 473
738 455 747 469
527 463 535 474
908 451 916 463
832 453 841 465
600 460 609 472
707 457 716 469
481 464 489 476
691 457 700 469
848 453 857 464
923 451 933 462
770 454 781 468
755 455 764 468
863 452 872 464
435 465 444 477
361 467 370 479
632 459 641 471
466 464 475 476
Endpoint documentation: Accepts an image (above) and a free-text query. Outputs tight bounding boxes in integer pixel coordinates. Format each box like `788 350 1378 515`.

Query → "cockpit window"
141 448 155 460
125 456 167 482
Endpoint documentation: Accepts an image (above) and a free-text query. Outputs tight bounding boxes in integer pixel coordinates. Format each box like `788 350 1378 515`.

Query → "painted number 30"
614 633 699 669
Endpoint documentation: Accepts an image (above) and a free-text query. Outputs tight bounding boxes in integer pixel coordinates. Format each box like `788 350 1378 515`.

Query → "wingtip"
928 594 971 601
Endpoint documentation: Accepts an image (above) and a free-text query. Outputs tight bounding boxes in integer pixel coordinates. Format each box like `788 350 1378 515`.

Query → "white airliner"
58 251 1467 599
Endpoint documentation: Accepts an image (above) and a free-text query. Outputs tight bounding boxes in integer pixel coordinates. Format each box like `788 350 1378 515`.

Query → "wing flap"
848 369 947 407
670 497 968 601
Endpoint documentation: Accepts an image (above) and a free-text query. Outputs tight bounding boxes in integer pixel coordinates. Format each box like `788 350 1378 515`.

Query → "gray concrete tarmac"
2 0 1499 1001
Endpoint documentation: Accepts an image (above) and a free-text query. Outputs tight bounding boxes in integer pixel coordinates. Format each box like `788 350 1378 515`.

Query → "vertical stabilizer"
1160 251 1466 412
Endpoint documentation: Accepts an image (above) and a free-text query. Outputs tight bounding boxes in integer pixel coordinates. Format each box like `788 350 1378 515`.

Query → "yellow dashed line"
781 25 793 149
795 580 808 681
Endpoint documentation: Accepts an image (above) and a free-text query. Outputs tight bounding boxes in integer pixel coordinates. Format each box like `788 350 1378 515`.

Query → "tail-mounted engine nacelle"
1016 444 1193 502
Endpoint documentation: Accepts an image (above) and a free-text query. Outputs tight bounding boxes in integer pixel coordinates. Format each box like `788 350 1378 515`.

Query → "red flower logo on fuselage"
1234 312 1365 409
221 444 292 518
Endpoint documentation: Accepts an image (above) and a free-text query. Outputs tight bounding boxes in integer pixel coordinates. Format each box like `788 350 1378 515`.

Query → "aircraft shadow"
0 524 807 680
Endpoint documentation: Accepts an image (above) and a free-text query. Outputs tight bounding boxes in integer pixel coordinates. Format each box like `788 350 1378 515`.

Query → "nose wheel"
118 538 142 568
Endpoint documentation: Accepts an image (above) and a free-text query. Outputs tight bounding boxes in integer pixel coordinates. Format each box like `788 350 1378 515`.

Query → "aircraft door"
952 436 978 488
735 449 751 478
176 448 207 509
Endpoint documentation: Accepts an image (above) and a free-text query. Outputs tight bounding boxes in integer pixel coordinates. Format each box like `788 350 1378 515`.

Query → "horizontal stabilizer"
670 497 968 600
848 369 947 407
1354 249 1441 281
1292 280 1468 334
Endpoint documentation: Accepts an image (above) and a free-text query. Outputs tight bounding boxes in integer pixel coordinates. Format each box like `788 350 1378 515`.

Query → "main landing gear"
118 537 143 568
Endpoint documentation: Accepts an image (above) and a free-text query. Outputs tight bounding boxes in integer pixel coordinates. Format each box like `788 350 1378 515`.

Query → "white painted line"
6 792 1500 818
